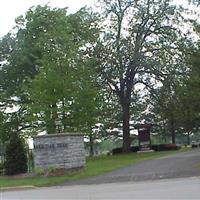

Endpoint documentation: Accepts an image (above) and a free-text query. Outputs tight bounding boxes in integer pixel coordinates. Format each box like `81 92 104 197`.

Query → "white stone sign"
33 133 85 170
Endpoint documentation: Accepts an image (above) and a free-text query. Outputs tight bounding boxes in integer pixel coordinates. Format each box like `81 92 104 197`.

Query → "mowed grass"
0 150 188 188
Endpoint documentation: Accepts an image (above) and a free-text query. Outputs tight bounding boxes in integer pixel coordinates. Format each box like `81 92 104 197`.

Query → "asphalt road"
2 177 200 199
1 149 200 200
61 149 200 185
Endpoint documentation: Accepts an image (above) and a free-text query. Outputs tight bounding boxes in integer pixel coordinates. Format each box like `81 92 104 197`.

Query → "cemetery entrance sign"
33 133 85 170
134 124 153 152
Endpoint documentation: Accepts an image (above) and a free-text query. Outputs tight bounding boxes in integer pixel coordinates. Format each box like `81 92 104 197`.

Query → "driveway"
61 149 200 185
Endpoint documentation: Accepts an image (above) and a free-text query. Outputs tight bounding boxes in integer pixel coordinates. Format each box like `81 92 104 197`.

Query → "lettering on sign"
34 143 68 150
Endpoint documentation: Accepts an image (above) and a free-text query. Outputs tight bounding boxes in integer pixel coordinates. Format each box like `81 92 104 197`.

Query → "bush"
4 133 28 175
0 162 4 175
34 167 45 176
151 144 180 151
112 147 123 154
112 146 139 154
111 144 180 154
131 146 140 152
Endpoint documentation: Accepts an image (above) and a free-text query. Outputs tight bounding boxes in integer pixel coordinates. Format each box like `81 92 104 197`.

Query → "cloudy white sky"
0 0 94 37
0 0 199 38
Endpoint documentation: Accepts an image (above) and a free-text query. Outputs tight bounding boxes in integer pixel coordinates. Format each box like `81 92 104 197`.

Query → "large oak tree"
96 0 188 152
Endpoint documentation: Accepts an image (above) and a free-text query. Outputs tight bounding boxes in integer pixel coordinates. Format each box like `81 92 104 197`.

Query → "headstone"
33 133 85 170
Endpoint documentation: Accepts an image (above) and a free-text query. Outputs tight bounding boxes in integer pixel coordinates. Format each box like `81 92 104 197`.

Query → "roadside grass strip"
0 149 190 188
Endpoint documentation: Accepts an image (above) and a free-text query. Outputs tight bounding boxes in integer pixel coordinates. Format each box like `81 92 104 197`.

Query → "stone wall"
33 133 85 170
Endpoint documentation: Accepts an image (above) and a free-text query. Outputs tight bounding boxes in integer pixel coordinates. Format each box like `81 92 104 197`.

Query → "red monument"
134 124 154 152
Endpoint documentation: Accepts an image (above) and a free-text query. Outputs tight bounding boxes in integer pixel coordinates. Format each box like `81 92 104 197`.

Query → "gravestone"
33 133 85 170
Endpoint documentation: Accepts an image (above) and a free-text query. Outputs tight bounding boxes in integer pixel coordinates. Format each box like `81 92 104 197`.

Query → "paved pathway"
61 149 200 185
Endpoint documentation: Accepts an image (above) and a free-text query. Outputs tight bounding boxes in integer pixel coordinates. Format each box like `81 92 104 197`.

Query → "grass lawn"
0 149 189 188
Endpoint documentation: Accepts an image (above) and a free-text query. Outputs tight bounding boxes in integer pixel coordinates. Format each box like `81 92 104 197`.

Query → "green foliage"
0 5 101 137
22 6 100 134
4 133 28 175
34 167 45 176
0 112 7 143
0 1 199 152
0 162 4 175
95 0 189 151
176 45 200 133
47 166 57 173
151 30 200 143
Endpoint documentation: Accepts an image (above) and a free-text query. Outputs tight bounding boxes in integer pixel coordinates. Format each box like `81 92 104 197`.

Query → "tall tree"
151 78 181 144
96 0 187 152
23 6 99 134
0 6 100 137
176 26 200 141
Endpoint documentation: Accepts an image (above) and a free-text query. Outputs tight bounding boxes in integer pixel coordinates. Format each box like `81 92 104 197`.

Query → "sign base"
137 149 155 153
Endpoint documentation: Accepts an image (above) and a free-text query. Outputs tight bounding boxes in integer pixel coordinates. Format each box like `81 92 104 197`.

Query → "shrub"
111 144 180 154
112 147 123 154
112 146 139 154
151 144 180 151
4 133 28 175
0 162 4 175
131 146 140 152
34 167 45 176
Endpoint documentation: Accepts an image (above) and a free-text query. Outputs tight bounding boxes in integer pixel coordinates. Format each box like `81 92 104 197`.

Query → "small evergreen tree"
4 133 27 175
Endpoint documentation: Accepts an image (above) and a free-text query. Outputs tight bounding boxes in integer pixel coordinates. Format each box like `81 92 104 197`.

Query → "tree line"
0 0 199 154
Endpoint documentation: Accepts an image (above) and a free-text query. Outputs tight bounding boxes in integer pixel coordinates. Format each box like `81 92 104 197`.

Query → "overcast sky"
0 0 199 38
0 0 94 37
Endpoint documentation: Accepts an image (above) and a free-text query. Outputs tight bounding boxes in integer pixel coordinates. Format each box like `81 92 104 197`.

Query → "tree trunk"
170 118 176 144
171 122 176 144
46 104 57 134
171 130 176 144
89 133 94 156
163 121 167 143
187 132 190 145
122 102 131 153
62 99 67 131
46 110 54 134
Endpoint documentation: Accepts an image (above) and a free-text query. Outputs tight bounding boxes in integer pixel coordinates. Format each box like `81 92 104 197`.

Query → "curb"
1 185 36 192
